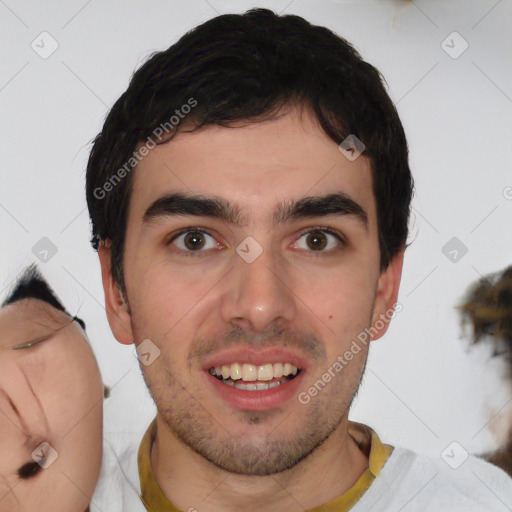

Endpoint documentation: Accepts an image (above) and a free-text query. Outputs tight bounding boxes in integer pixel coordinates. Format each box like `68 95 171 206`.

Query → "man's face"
0 299 103 511
101 107 403 475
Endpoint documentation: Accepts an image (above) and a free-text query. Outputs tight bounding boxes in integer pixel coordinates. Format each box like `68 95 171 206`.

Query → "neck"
150 414 369 512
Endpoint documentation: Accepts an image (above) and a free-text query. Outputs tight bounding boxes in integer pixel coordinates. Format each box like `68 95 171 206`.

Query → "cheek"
40 360 103 498
297 268 376 370
127 259 214 340
41 346 103 432
127 281 195 381
297 265 376 322
17 473 94 512
0 417 19 474
54 407 103 501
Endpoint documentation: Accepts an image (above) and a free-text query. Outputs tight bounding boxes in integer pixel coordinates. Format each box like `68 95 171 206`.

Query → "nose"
219 241 297 332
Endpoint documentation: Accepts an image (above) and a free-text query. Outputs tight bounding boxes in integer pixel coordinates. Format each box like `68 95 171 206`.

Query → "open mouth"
208 362 302 391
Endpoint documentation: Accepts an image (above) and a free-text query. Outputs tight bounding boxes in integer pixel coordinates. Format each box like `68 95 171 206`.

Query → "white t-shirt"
90 427 512 512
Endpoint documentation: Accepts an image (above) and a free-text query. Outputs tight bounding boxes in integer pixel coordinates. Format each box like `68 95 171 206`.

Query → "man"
86 8 512 511
0 265 104 512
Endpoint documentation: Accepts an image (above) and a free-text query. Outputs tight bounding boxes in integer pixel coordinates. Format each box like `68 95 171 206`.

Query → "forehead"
129 107 375 226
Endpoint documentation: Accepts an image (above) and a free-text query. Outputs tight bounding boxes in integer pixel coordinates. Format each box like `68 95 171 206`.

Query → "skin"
99 106 404 512
0 298 103 512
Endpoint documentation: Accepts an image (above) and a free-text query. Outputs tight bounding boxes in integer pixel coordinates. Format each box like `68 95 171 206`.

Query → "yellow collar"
137 418 394 512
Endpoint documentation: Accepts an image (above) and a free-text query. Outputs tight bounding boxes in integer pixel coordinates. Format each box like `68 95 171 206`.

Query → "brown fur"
458 265 512 476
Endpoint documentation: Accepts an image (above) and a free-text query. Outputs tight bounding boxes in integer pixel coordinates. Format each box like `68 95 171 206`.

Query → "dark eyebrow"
142 192 368 230
273 193 368 229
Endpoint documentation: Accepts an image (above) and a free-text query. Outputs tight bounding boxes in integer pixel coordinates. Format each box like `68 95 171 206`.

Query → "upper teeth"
210 363 298 381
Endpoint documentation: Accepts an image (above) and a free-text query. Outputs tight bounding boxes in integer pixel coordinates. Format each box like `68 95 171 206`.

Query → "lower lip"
205 371 305 411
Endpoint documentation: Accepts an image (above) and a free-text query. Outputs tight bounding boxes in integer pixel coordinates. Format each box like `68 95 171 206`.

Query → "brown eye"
293 228 345 256
183 231 206 250
168 228 220 258
305 231 328 251
17 460 43 479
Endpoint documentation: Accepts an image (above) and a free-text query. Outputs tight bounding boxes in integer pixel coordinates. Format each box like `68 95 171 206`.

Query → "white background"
1 0 511 461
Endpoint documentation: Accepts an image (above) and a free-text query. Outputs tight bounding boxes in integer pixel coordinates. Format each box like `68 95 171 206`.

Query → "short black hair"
2 264 86 331
86 8 414 295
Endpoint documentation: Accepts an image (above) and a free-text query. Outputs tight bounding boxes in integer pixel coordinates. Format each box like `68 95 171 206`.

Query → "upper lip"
201 347 309 372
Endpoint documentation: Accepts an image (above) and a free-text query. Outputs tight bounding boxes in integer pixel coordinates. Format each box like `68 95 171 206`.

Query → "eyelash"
166 226 346 258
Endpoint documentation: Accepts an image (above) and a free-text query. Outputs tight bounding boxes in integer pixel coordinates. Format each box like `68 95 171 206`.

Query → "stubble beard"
141 360 365 476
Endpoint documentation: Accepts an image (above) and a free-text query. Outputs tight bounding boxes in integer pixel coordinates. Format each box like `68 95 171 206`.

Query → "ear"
369 247 405 341
98 240 134 345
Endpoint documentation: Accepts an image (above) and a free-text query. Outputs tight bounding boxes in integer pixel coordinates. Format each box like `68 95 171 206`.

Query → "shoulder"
354 445 512 512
